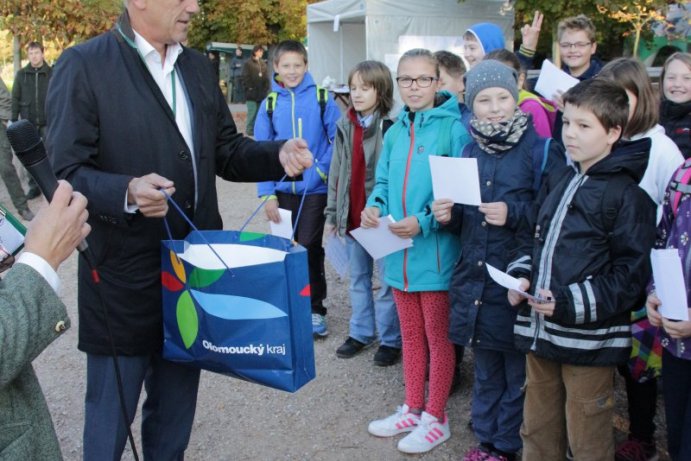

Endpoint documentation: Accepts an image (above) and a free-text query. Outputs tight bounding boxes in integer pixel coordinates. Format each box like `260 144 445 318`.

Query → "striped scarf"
470 109 529 155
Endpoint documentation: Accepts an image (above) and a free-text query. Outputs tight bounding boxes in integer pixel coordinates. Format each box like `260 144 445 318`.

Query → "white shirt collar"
132 29 183 71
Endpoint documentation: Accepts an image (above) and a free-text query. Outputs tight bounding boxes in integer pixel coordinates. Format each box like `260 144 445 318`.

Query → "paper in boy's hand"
651 249 689 321
534 59 579 101
486 263 550 304
269 208 293 240
429 156 482 206
350 215 413 260
324 234 349 278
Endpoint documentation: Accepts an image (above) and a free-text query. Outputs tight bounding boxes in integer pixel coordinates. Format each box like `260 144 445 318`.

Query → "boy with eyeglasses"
553 15 603 143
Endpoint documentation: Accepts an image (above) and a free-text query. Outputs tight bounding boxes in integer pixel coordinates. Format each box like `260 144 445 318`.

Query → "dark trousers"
84 353 200 461
662 349 691 461
277 191 327 315
0 123 29 213
618 363 657 442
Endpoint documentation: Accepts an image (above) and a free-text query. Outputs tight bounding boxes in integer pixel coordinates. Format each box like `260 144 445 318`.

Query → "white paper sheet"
651 249 689 321
324 234 349 278
429 156 482 206
269 208 293 240
486 263 549 304
350 215 413 260
534 59 580 101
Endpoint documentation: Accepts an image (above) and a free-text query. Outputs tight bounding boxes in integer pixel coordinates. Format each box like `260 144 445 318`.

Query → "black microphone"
6 120 88 252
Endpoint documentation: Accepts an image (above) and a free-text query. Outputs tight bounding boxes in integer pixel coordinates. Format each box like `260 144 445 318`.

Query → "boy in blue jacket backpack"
255 40 340 336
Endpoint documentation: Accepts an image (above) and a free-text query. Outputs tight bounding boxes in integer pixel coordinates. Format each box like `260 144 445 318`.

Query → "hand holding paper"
269 208 293 240
486 263 549 305
429 156 482 206
350 215 413 260
650 249 689 321
534 59 579 102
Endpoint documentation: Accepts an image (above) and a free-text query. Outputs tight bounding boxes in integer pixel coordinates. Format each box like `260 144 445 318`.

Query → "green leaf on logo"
238 231 264 242
176 291 198 349
188 268 225 288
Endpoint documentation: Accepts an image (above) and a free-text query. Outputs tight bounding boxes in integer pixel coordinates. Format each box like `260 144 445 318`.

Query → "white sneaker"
397 411 450 454
368 404 420 437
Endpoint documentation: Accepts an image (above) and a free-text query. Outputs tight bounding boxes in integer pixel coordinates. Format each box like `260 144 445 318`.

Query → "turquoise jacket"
366 92 470 292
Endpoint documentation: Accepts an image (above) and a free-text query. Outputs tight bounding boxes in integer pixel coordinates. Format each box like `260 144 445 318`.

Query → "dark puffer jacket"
446 125 565 352
11 62 51 126
508 138 657 366
660 99 691 159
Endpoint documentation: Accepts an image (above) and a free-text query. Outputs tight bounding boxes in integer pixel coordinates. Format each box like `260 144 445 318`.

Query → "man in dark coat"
11 41 49 199
45 1 312 459
242 45 269 136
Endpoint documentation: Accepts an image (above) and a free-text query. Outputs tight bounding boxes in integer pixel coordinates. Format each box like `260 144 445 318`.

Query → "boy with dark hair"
434 50 471 129
255 40 340 336
507 78 657 461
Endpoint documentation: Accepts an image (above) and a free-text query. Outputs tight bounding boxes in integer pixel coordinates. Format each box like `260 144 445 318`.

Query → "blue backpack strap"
532 137 551 192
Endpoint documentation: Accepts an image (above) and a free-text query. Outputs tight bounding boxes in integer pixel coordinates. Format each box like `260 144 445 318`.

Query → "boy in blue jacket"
255 40 340 336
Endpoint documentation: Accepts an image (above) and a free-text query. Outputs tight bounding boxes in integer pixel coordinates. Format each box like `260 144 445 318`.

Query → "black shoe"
373 345 400 366
26 188 41 199
336 337 369 358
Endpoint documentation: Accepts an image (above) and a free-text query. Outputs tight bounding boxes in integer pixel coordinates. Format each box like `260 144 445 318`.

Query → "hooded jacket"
466 23 505 55
11 62 51 126
660 99 691 159
508 138 657 366
366 92 471 292
255 71 340 197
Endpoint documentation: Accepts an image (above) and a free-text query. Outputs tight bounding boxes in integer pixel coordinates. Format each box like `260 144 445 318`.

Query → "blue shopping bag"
161 230 315 392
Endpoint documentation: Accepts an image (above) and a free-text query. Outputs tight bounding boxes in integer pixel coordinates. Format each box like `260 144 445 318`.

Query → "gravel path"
8 105 667 460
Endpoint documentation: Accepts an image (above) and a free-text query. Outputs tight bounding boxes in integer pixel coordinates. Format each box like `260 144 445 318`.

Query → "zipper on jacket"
401 121 415 291
290 90 297 195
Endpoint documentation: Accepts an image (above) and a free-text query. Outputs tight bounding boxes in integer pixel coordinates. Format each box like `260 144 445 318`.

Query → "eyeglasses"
396 76 438 88
559 41 592 50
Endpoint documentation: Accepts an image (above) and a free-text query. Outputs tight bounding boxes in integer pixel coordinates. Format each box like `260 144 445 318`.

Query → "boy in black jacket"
506 79 657 461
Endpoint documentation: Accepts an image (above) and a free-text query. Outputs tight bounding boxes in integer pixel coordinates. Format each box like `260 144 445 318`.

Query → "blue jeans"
346 236 401 348
662 349 691 461
472 348 526 454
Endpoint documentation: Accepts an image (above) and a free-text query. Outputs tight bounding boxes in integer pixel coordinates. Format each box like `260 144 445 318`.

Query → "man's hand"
24 180 91 270
432 198 454 224
479 202 508 226
389 216 420 239
264 198 281 223
279 139 314 177
508 277 530 306
127 173 175 218
361 207 381 229
520 10 543 52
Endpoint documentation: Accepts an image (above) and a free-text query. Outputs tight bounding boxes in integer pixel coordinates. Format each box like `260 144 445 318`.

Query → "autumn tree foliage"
187 0 322 49
0 0 120 50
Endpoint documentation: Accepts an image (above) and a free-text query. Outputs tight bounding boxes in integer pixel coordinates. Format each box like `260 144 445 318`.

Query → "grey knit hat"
464 59 519 109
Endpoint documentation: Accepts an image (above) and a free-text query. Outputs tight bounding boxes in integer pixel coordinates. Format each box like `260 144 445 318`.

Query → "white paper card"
325 234 349 278
651 249 689 321
350 215 413 260
534 59 580 101
429 156 482 206
269 208 293 240
486 263 549 304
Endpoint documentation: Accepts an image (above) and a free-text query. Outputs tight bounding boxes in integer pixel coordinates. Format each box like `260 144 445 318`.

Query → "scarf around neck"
470 109 529 155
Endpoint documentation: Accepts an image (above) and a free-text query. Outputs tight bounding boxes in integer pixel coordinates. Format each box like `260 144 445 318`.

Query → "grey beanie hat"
464 59 519 109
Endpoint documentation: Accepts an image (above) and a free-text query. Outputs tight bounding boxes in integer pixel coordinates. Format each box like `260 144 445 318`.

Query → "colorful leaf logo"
176 290 198 348
170 250 186 283
190 290 287 319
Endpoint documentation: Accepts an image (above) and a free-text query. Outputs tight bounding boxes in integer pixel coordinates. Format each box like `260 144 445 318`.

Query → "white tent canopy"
307 0 514 86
